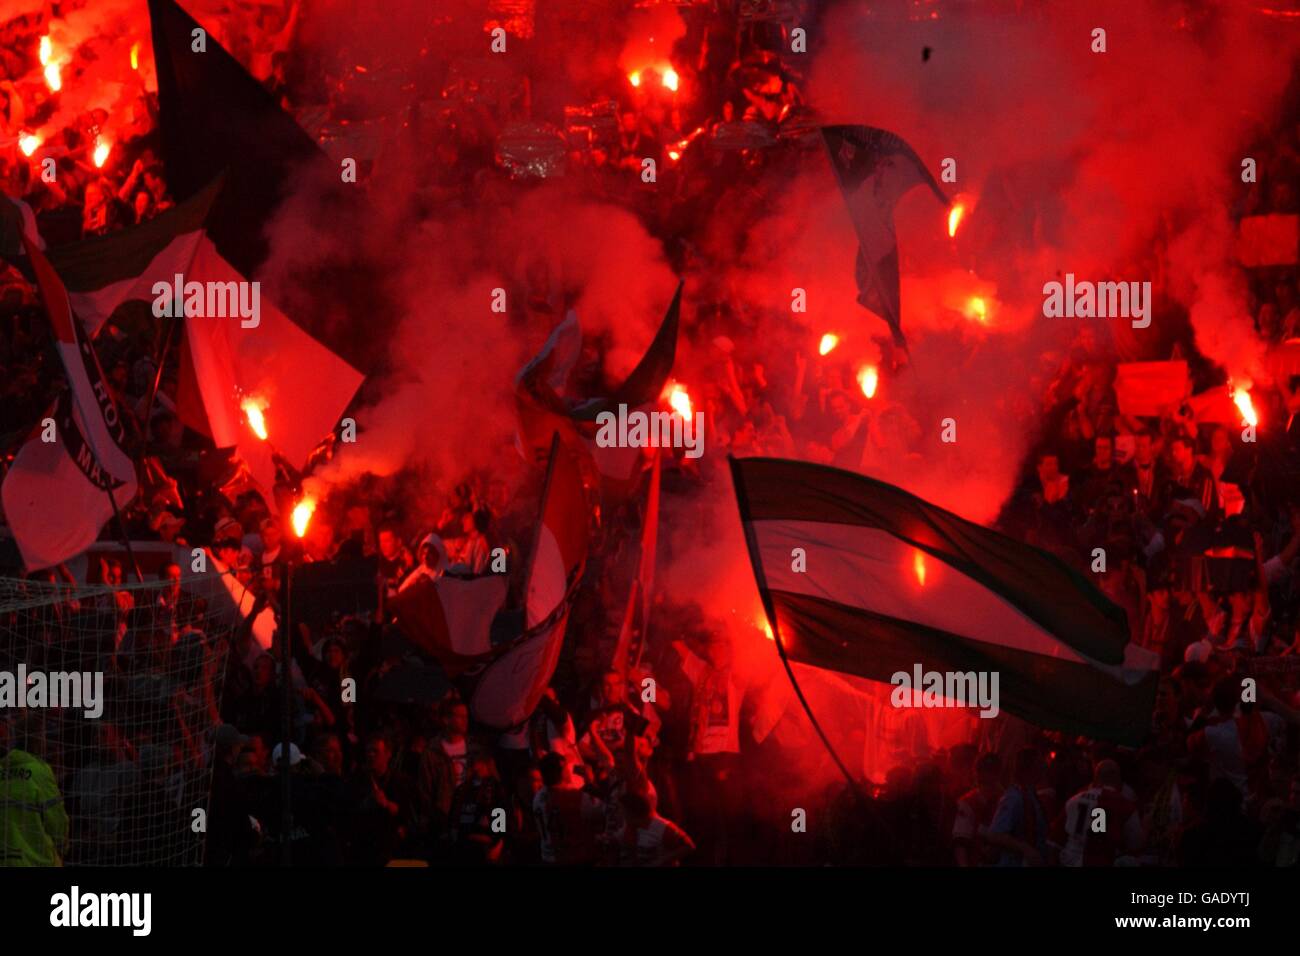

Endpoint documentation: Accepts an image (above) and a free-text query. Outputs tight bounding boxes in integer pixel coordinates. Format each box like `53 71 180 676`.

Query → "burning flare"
92 138 111 169
629 65 678 93
130 42 140 72
947 193 976 238
818 333 840 356
38 35 60 92
1232 386 1258 428
667 382 693 419
857 365 879 399
947 202 966 238
242 398 269 440
966 296 988 324
19 134 39 157
291 499 316 539
913 550 927 586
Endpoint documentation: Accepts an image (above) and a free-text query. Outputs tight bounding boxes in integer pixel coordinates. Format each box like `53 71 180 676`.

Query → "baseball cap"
213 516 243 542
271 742 304 767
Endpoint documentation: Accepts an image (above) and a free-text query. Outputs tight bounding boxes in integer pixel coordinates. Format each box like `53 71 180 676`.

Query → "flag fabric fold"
571 281 683 422
471 437 590 728
147 0 369 479
148 0 324 280
730 456 1158 745
1 236 139 570
515 283 681 498
47 178 221 335
175 238 364 474
390 574 509 677
821 125 948 350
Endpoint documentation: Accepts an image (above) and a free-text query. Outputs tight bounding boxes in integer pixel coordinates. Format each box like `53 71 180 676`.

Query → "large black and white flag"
730 457 1158 745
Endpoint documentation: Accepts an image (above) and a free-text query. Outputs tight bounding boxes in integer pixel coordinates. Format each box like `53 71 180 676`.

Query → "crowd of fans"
2 0 1300 868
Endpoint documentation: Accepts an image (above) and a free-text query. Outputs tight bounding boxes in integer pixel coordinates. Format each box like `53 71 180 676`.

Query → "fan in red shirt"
1054 759 1145 866
952 753 1003 866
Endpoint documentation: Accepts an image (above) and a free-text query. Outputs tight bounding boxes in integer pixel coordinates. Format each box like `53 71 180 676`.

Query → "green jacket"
0 749 68 866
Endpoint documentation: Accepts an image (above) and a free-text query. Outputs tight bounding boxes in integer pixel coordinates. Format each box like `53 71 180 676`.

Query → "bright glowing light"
130 42 140 71
913 550 927 586
241 398 269 440
857 365 879 399
628 71 641 88
759 618 774 641
667 149 680 162
19 134 39 157
44 62 62 92
92 139 111 168
1233 387 1258 428
966 296 988 324
948 202 966 238
662 66 679 92
291 499 316 538
38 35 51 66
668 383 693 419
818 333 840 356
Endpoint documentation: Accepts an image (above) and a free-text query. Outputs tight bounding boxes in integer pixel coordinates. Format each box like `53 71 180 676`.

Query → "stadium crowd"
1 0 1300 868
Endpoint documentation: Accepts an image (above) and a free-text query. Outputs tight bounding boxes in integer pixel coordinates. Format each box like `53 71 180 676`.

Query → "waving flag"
822 126 948 350
43 178 218 335
570 281 683 423
1 236 138 570
471 437 590 728
172 238 364 486
515 283 681 497
730 457 1158 745
40 180 363 494
515 309 584 465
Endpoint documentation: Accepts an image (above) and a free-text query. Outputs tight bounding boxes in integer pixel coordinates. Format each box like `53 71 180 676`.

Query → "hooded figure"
398 533 449 593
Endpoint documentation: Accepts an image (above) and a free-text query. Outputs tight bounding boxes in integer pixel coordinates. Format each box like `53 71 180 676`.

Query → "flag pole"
727 456 871 807
277 553 295 866
141 314 179 450
632 449 661 672
116 308 178 583
521 433 561 618
105 479 145 584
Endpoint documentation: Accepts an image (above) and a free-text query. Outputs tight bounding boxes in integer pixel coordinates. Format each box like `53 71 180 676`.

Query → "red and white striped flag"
471 437 590 728
1 235 138 570
390 573 508 677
